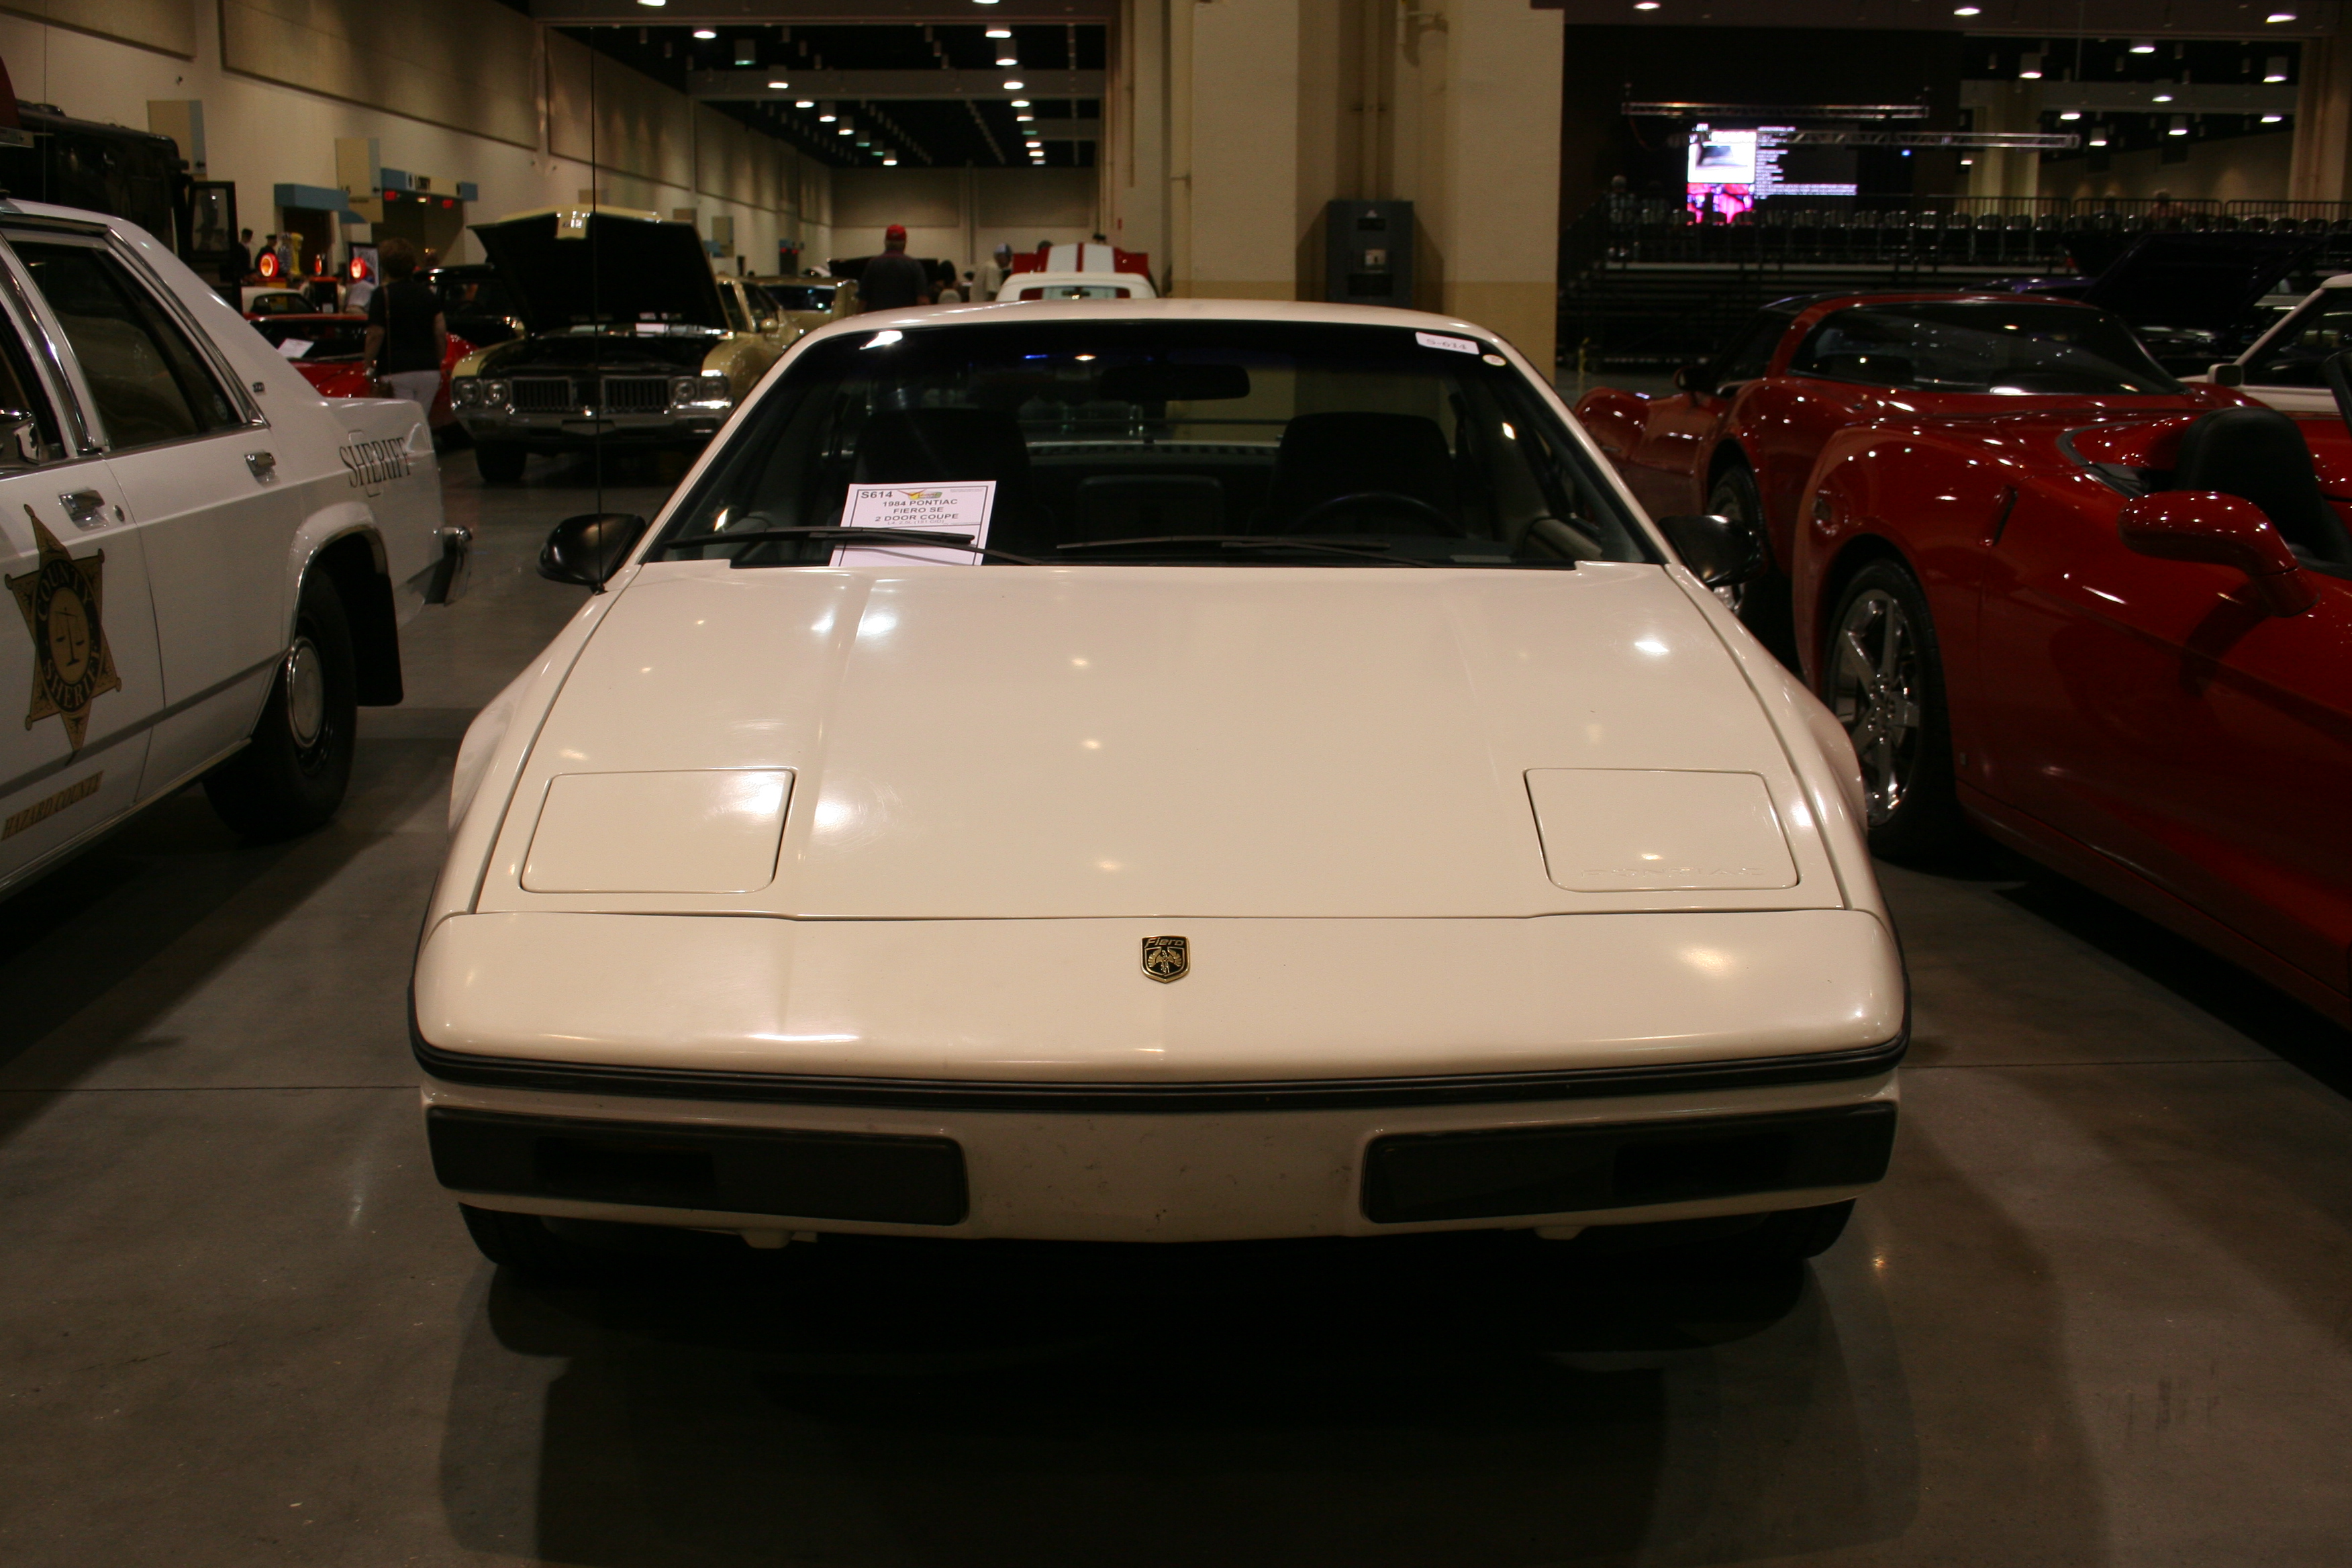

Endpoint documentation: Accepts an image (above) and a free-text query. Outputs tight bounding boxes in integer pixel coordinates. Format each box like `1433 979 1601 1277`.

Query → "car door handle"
58 489 111 530
245 450 277 481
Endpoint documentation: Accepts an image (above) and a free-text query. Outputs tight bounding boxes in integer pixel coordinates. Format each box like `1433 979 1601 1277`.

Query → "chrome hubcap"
285 636 326 749
1830 589 1924 826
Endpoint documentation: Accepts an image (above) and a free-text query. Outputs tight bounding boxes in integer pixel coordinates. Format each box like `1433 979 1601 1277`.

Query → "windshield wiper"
652 527 1043 567
1055 534 1434 567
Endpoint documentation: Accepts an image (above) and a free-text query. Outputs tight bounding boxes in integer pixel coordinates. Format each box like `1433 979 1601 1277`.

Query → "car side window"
1703 311 1794 393
0 303 63 467
2243 296 2352 389
12 240 240 449
720 283 752 333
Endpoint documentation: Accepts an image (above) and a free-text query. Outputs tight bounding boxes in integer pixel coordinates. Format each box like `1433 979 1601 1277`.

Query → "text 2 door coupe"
1573 293 2247 656
413 301 1906 1271
1790 338 2352 1026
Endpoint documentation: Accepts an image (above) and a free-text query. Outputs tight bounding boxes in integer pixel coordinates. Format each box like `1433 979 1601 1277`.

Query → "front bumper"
459 411 726 448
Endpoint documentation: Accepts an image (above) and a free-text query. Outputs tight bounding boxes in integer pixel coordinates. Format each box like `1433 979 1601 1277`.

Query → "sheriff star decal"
8 507 120 750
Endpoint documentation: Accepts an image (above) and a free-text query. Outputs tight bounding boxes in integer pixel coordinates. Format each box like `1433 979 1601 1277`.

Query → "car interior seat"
852 407 1044 550
2170 406 2352 565
1260 411 1459 533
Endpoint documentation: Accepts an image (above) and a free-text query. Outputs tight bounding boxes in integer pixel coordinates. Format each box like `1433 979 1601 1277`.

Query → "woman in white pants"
362 238 448 419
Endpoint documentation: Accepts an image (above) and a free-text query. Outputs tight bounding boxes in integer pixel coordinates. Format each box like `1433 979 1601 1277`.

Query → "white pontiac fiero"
413 301 1905 1271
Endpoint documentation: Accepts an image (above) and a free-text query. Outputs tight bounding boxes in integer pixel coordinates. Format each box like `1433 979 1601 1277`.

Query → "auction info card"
834 481 996 566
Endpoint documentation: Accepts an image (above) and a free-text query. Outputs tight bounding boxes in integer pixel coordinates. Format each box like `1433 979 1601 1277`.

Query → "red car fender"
1568 385 1647 460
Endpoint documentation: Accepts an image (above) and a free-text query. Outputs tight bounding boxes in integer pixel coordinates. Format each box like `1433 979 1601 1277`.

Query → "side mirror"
1658 511 1767 588
539 513 649 591
2116 491 2314 616
2209 362 2247 388
1671 363 1708 394
0 409 40 467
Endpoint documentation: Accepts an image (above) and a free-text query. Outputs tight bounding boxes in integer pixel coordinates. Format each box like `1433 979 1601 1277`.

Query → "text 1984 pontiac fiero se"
412 301 1906 1271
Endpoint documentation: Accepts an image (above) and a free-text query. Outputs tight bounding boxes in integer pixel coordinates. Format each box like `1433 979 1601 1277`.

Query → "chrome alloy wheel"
1829 588 1926 827
1704 472 1755 614
284 634 327 752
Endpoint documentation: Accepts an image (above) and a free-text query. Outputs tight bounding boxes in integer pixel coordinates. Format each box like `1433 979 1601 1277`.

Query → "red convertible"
1581 294 2352 1026
1572 293 2247 656
249 313 472 435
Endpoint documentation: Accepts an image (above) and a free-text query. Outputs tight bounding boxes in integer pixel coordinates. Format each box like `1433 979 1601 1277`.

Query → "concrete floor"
3 448 2350 1567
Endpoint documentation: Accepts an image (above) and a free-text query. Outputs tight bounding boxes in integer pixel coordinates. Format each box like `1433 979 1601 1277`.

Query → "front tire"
1822 559 1963 860
474 442 526 484
1706 462 1797 667
459 1204 598 1277
203 575 357 840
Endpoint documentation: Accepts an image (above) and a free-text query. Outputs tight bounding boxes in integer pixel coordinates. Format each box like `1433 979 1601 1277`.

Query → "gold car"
751 273 858 344
448 208 782 484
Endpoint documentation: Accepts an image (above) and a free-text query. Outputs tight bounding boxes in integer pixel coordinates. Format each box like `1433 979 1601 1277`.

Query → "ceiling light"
1953 3 1980 12
692 28 716 38
1016 111 1034 121
1003 79 1024 89
837 125 853 135
1960 157 1973 166
883 156 898 165
818 109 836 121
2018 52 2042 79
2129 38 2156 53
2059 110 2081 120
1634 1 1661 9
767 80 789 89
2266 57 2289 81
985 28 1012 38
2168 115 2189 136
795 99 814 108
2267 11 2298 21
635 0 663 7
2263 113 2286 123
1010 99 1030 107
2153 92 2174 102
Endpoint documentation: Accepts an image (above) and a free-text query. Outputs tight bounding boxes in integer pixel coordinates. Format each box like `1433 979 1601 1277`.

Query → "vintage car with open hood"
412 300 1906 1273
447 207 783 483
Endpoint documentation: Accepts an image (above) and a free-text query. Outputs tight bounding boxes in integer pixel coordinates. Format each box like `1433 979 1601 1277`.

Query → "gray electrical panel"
1324 199 1413 307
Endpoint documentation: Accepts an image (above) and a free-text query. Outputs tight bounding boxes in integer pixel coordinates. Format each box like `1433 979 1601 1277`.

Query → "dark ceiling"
562 22 1104 169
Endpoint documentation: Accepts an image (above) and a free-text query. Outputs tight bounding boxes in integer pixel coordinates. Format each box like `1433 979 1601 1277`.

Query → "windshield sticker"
1416 331 1479 356
836 481 997 566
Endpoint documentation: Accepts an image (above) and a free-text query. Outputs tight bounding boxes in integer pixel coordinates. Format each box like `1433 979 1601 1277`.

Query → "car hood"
472 210 728 333
473 562 1847 920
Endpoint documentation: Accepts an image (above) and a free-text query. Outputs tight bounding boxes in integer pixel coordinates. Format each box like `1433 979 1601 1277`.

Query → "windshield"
652 320 1651 569
2241 290 2352 388
1792 302 2182 395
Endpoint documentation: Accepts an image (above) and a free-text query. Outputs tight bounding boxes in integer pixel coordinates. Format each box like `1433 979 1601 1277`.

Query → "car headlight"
672 372 734 412
452 378 482 408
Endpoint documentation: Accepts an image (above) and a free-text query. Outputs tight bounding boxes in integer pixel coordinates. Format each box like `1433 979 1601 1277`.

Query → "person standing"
977 242 1013 301
227 228 255 286
362 238 448 417
857 224 932 311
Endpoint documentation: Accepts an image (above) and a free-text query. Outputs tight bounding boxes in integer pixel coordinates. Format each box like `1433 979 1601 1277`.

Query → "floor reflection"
440 1230 1924 1567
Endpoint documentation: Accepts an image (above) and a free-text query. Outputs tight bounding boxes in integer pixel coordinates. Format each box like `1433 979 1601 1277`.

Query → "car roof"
799 296 1518 345
1763 291 2103 315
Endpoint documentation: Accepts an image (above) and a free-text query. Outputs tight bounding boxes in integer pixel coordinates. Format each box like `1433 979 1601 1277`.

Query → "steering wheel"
1288 490 1459 536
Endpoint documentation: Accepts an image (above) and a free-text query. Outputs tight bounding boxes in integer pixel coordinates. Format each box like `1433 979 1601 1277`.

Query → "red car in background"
1572 293 2248 656
1580 294 2352 1025
248 313 473 437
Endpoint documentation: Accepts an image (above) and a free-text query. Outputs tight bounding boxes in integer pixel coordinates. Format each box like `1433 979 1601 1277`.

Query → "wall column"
2291 37 2352 202
1179 0 1302 298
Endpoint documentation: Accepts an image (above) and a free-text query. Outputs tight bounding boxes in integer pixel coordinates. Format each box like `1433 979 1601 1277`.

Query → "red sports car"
249 313 473 432
1571 293 2249 655
1796 345 2350 1025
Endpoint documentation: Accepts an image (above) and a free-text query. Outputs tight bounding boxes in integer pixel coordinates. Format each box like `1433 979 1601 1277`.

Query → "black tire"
1706 462 1798 668
474 442 527 484
459 1204 599 1277
202 573 356 840
1821 558 1964 861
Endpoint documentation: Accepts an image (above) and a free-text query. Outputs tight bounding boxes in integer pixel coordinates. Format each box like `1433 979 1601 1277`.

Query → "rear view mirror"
1657 511 1765 588
2116 491 2313 616
1098 363 1252 403
1671 363 1706 393
540 513 649 591
2209 362 2247 388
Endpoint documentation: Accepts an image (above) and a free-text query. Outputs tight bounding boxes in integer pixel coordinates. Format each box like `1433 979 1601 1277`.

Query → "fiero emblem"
1140 934 1189 983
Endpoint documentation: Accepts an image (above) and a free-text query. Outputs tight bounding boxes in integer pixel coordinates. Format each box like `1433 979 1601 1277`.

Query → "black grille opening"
1362 1102 1895 1224
536 1136 717 1205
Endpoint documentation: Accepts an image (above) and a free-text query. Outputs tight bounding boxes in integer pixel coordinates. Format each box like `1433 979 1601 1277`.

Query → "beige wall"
0 1 833 275
831 166 1098 277
0 0 191 56
1109 0 1561 362
2041 134 2295 205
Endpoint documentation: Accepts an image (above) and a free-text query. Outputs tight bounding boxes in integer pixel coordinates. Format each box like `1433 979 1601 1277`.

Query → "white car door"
0 263 166 887
5 227 295 801
2231 285 2352 414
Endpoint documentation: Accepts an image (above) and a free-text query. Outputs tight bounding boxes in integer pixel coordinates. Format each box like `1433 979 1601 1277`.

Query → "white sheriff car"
0 200 464 889
415 300 1904 1271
